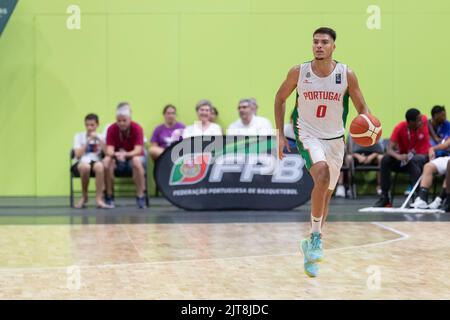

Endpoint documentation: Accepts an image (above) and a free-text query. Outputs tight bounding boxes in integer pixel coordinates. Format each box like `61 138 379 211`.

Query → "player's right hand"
277 135 291 160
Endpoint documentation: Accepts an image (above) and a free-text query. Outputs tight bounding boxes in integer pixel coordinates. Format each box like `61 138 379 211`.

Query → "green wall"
1 0 450 196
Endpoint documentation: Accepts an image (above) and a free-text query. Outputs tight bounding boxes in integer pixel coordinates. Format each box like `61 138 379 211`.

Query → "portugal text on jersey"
296 61 349 140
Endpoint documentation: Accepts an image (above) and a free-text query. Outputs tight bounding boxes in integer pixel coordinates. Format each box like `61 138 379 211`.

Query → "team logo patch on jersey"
306 72 311 78
336 73 342 84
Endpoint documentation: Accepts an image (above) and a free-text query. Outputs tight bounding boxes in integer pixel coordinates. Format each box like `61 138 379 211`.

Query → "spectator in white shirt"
249 97 273 131
227 98 273 136
182 99 223 138
72 114 111 209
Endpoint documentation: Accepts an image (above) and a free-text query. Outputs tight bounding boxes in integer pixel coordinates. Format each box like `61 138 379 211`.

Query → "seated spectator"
249 97 273 130
335 135 384 197
102 109 148 144
210 106 219 123
182 99 222 138
374 108 430 207
72 114 111 209
414 105 450 205
411 137 450 211
428 105 450 157
227 98 273 136
103 102 147 209
149 104 185 160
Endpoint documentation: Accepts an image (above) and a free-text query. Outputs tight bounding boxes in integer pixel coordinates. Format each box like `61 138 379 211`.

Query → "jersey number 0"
316 105 327 118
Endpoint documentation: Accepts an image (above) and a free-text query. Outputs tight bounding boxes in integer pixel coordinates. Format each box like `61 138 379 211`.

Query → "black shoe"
105 195 115 208
442 198 450 212
373 196 392 208
136 196 147 209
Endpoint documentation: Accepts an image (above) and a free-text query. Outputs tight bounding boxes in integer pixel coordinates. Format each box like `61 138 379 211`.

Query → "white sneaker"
335 185 346 198
410 197 428 209
428 197 442 210
346 189 353 198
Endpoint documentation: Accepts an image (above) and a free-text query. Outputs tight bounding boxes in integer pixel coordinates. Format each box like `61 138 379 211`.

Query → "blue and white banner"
154 136 314 210
0 0 18 36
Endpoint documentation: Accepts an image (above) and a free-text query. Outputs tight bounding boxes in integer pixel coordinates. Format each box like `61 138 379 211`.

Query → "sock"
418 187 429 202
311 215 323 234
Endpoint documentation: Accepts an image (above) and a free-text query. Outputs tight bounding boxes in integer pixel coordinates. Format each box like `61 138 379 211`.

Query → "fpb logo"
169 153 212 185
156 136 314 210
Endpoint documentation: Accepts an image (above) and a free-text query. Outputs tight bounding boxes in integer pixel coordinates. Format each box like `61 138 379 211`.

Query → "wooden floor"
0 220 449 299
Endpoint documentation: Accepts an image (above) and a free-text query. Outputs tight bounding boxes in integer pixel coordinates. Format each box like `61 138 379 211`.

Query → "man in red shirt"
374 108 431 207
103 102 147 208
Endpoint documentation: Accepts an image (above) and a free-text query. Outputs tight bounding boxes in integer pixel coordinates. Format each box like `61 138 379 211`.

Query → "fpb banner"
154 136 313 210
0 0 17 36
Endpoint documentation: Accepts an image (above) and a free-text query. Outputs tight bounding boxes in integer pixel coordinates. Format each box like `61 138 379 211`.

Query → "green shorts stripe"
291 107 313 170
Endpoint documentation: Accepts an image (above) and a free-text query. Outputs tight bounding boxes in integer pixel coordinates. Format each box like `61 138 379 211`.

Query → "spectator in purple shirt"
149 104 185 160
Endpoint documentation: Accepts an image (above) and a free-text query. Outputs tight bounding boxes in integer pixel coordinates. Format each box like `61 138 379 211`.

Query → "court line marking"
120 225 148 263
0 222 409 273
328 221 410 253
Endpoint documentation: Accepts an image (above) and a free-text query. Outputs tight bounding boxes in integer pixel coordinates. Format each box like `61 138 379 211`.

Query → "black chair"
69 149 150 208
350 162 381 199
340 162 354 198
349 138 388 199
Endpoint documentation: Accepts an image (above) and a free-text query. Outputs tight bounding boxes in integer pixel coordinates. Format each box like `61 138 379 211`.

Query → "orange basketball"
349 114 382 147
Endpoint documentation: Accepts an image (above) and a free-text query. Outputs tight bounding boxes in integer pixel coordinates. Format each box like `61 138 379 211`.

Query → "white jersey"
296 61 349 139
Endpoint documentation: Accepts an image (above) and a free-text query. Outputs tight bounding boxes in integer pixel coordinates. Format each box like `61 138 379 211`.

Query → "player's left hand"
277 135 291 160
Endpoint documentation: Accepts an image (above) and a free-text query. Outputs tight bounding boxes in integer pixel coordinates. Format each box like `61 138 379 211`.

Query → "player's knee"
131 156 143 169
78 164 90 173
381 154 390 165
103 156 112 168
313 163 330 187
93 162 104 173
424 162 435 174
410 157 419 165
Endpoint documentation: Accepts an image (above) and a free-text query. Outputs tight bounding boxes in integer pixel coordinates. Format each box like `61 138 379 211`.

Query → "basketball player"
274 27 371 277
